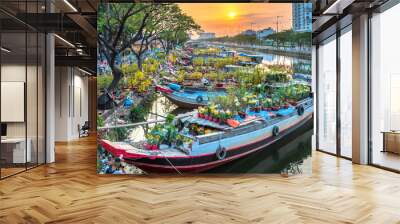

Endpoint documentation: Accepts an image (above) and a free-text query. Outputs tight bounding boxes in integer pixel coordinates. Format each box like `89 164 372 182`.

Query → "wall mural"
97 3 313 175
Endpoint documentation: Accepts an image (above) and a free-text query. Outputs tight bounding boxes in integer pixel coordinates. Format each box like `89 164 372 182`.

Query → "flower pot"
151 145 158 150
216 83 223 88
283 104 289 109
220 119 226 125
272 106 280 111
145 143 153 150
238 111 246 118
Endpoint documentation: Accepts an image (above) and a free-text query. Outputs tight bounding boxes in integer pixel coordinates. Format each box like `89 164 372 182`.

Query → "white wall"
1 63 46 164
54 67 89 141
312 45 316 151
1 64 26 138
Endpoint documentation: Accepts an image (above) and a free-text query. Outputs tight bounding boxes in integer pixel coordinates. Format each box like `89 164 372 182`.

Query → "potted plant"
198 107 205 118
145 134 158 150
175 135 184 148
283 102 290 109
262 98 272 111
238 110 246 118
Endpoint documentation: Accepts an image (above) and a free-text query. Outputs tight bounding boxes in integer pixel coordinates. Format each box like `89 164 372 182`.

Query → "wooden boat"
98 97 313 173
156 85 226 109
238 53 264 65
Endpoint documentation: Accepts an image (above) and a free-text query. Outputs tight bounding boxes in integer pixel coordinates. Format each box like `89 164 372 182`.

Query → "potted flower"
198 107 205 118
262 98 272 111
248 99 258 112
283 102 290 109
238 110 246 118
213 110 220 123
145 134 158 150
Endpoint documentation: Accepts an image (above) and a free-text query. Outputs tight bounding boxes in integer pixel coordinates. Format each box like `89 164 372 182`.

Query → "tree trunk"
108 67 123 91
136 54 143 71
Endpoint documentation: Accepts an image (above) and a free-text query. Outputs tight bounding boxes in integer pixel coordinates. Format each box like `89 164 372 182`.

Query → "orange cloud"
178 3 292 37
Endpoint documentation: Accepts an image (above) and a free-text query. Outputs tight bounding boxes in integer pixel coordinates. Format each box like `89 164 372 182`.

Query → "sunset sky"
178 3 292 37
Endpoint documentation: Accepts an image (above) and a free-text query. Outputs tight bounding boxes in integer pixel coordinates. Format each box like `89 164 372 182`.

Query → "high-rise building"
292 3 312 32
198 32 216 39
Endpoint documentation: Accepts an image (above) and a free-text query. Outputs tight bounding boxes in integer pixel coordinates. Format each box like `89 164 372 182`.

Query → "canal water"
208 42 311 69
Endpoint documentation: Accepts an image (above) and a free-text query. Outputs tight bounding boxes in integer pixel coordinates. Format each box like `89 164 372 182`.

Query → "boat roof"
180 116 232 131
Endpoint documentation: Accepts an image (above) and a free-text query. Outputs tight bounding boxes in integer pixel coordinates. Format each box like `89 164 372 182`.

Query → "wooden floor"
1 136 400 224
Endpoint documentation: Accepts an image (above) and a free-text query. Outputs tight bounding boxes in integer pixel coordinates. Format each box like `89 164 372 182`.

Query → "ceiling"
311 0 390 43
0 0 98 74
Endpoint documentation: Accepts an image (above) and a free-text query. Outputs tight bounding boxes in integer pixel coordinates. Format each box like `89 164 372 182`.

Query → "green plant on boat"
177 70 186 82
105 127 129 142
192 57 204 67
204 72 218 81
265 70 292 83
186 71 203 80
145 114 185 147
262 98 273 108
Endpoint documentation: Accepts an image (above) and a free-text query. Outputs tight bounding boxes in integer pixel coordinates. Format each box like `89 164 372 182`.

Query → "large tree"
158 8 201 54
131 4 201 70
98 3 200 90
97 3 152 91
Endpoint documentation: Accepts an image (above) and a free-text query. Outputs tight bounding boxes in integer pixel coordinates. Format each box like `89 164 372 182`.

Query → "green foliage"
265 70 292 83
185 72 203 80
210 34 259 45
98 3 201 89
129 106 147 123
267 30 312 48
192 57 204 67
97 75 113 91
105 127 129 142
166 114 176 124
208 30 311 48
146 114 183 146
97 115 105 127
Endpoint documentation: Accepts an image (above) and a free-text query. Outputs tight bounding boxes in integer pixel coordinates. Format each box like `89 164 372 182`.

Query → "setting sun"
228 11 237 19
178 3 292 37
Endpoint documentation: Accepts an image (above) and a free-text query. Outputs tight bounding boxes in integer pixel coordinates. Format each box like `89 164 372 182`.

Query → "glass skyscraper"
292 3 312 32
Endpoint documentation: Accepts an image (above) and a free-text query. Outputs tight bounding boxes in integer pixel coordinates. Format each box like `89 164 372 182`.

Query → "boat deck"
104 140 189 157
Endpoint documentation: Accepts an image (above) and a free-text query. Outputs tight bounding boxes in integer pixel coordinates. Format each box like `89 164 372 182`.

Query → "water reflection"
206 120 313 174
243 49 311 67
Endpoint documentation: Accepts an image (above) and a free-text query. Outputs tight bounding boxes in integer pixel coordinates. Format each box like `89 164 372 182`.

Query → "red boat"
99 98 313 173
